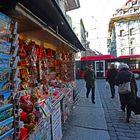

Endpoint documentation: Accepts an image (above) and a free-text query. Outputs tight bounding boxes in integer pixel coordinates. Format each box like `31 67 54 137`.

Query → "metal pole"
128 21 130 55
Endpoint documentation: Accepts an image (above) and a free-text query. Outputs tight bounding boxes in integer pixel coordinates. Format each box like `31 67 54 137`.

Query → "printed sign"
51 102 62 140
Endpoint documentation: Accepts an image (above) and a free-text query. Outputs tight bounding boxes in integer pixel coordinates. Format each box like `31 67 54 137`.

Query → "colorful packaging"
0 117 13 136
0 12 11 41
0 104 13 122
0 40 11 54
0 53 11 91
0 91 11 106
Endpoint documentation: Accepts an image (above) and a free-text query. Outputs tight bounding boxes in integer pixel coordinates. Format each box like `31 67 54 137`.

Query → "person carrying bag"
116 63 138 123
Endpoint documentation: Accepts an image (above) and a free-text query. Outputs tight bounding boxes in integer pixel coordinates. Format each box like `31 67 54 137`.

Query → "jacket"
106 68 118 85
84 69 95 88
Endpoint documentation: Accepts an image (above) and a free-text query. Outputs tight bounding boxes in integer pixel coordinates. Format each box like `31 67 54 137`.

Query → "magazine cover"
0 12 11 41
0 53 11 91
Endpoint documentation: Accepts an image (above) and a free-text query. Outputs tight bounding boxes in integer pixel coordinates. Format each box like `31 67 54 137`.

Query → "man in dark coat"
116 63 138 123
106 64 118 98
84 64 96 104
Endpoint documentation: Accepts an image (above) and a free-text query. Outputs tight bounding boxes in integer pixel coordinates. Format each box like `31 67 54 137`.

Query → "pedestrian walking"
106 64 118 98
84 64 96 104
116 63 138 123
76 68 80 79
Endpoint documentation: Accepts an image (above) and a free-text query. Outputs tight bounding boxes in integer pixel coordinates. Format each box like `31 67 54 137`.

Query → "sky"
67 0 127 54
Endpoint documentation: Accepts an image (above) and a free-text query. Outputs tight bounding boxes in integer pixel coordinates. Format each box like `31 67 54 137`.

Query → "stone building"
107 0 140 56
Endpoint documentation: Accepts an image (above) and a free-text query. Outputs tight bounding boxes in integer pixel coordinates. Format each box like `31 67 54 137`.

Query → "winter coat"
106 68 118 85
84 69 95 88
115 68 138 106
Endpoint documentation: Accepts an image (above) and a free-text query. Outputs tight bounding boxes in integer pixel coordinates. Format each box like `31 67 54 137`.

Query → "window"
130 48 134 55
132 1 137 5
120 10 123 15
130 28 134 36
128 2 132 7
129 8 133 13
120 39 126 46
120 29 124 37
121 48 125 55
130 38 135 45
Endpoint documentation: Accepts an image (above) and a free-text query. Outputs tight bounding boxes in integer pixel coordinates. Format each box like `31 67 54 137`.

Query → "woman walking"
116 63 138 123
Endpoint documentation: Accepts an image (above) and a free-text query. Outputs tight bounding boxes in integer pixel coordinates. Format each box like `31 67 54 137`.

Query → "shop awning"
0 0 85 51
11 3 78 52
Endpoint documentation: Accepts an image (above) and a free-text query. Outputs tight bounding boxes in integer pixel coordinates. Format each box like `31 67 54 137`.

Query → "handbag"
118 82 131 94
118 74 132 94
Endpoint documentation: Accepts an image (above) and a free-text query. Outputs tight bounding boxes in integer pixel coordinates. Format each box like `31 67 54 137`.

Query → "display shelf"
0 128 14 140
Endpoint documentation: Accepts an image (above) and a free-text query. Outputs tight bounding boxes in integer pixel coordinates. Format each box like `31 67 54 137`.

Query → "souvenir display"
0 12 75 140
0 13 15 140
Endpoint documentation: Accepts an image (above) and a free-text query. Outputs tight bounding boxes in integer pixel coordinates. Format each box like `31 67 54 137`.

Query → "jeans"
86 87 95 103
109 84 115 97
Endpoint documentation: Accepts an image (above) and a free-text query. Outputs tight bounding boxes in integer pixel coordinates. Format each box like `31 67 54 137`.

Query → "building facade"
108 0 140 56
55 0 96 59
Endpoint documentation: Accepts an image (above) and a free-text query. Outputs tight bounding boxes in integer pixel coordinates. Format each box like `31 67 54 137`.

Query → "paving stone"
62 126 110 140
117 136 130 140
109 131 117 137
110 137 118 140
116 132 126 137
107 126 115 131
97 80 140 140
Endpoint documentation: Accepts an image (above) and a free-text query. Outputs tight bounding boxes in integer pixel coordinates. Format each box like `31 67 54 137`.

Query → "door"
95 60 105 78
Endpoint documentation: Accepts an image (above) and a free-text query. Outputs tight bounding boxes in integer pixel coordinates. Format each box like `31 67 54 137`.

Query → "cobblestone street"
62 79 140 140
98 79 140 140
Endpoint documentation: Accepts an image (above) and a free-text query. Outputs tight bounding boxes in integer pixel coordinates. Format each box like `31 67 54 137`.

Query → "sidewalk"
62 79 140 140
62 80 110 140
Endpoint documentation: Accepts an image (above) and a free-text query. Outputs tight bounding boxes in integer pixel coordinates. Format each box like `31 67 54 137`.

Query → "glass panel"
96 62 103 71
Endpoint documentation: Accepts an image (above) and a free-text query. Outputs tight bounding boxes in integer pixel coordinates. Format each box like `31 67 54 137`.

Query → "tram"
76 54 140 79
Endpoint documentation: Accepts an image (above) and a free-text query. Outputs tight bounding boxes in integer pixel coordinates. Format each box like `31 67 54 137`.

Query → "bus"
76 54 140 79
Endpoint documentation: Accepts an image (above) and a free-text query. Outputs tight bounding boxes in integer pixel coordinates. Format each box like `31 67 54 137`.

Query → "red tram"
76 54 140 79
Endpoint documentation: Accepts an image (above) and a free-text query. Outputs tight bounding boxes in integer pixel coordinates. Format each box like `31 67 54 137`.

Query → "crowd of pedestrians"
83 63 139 123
